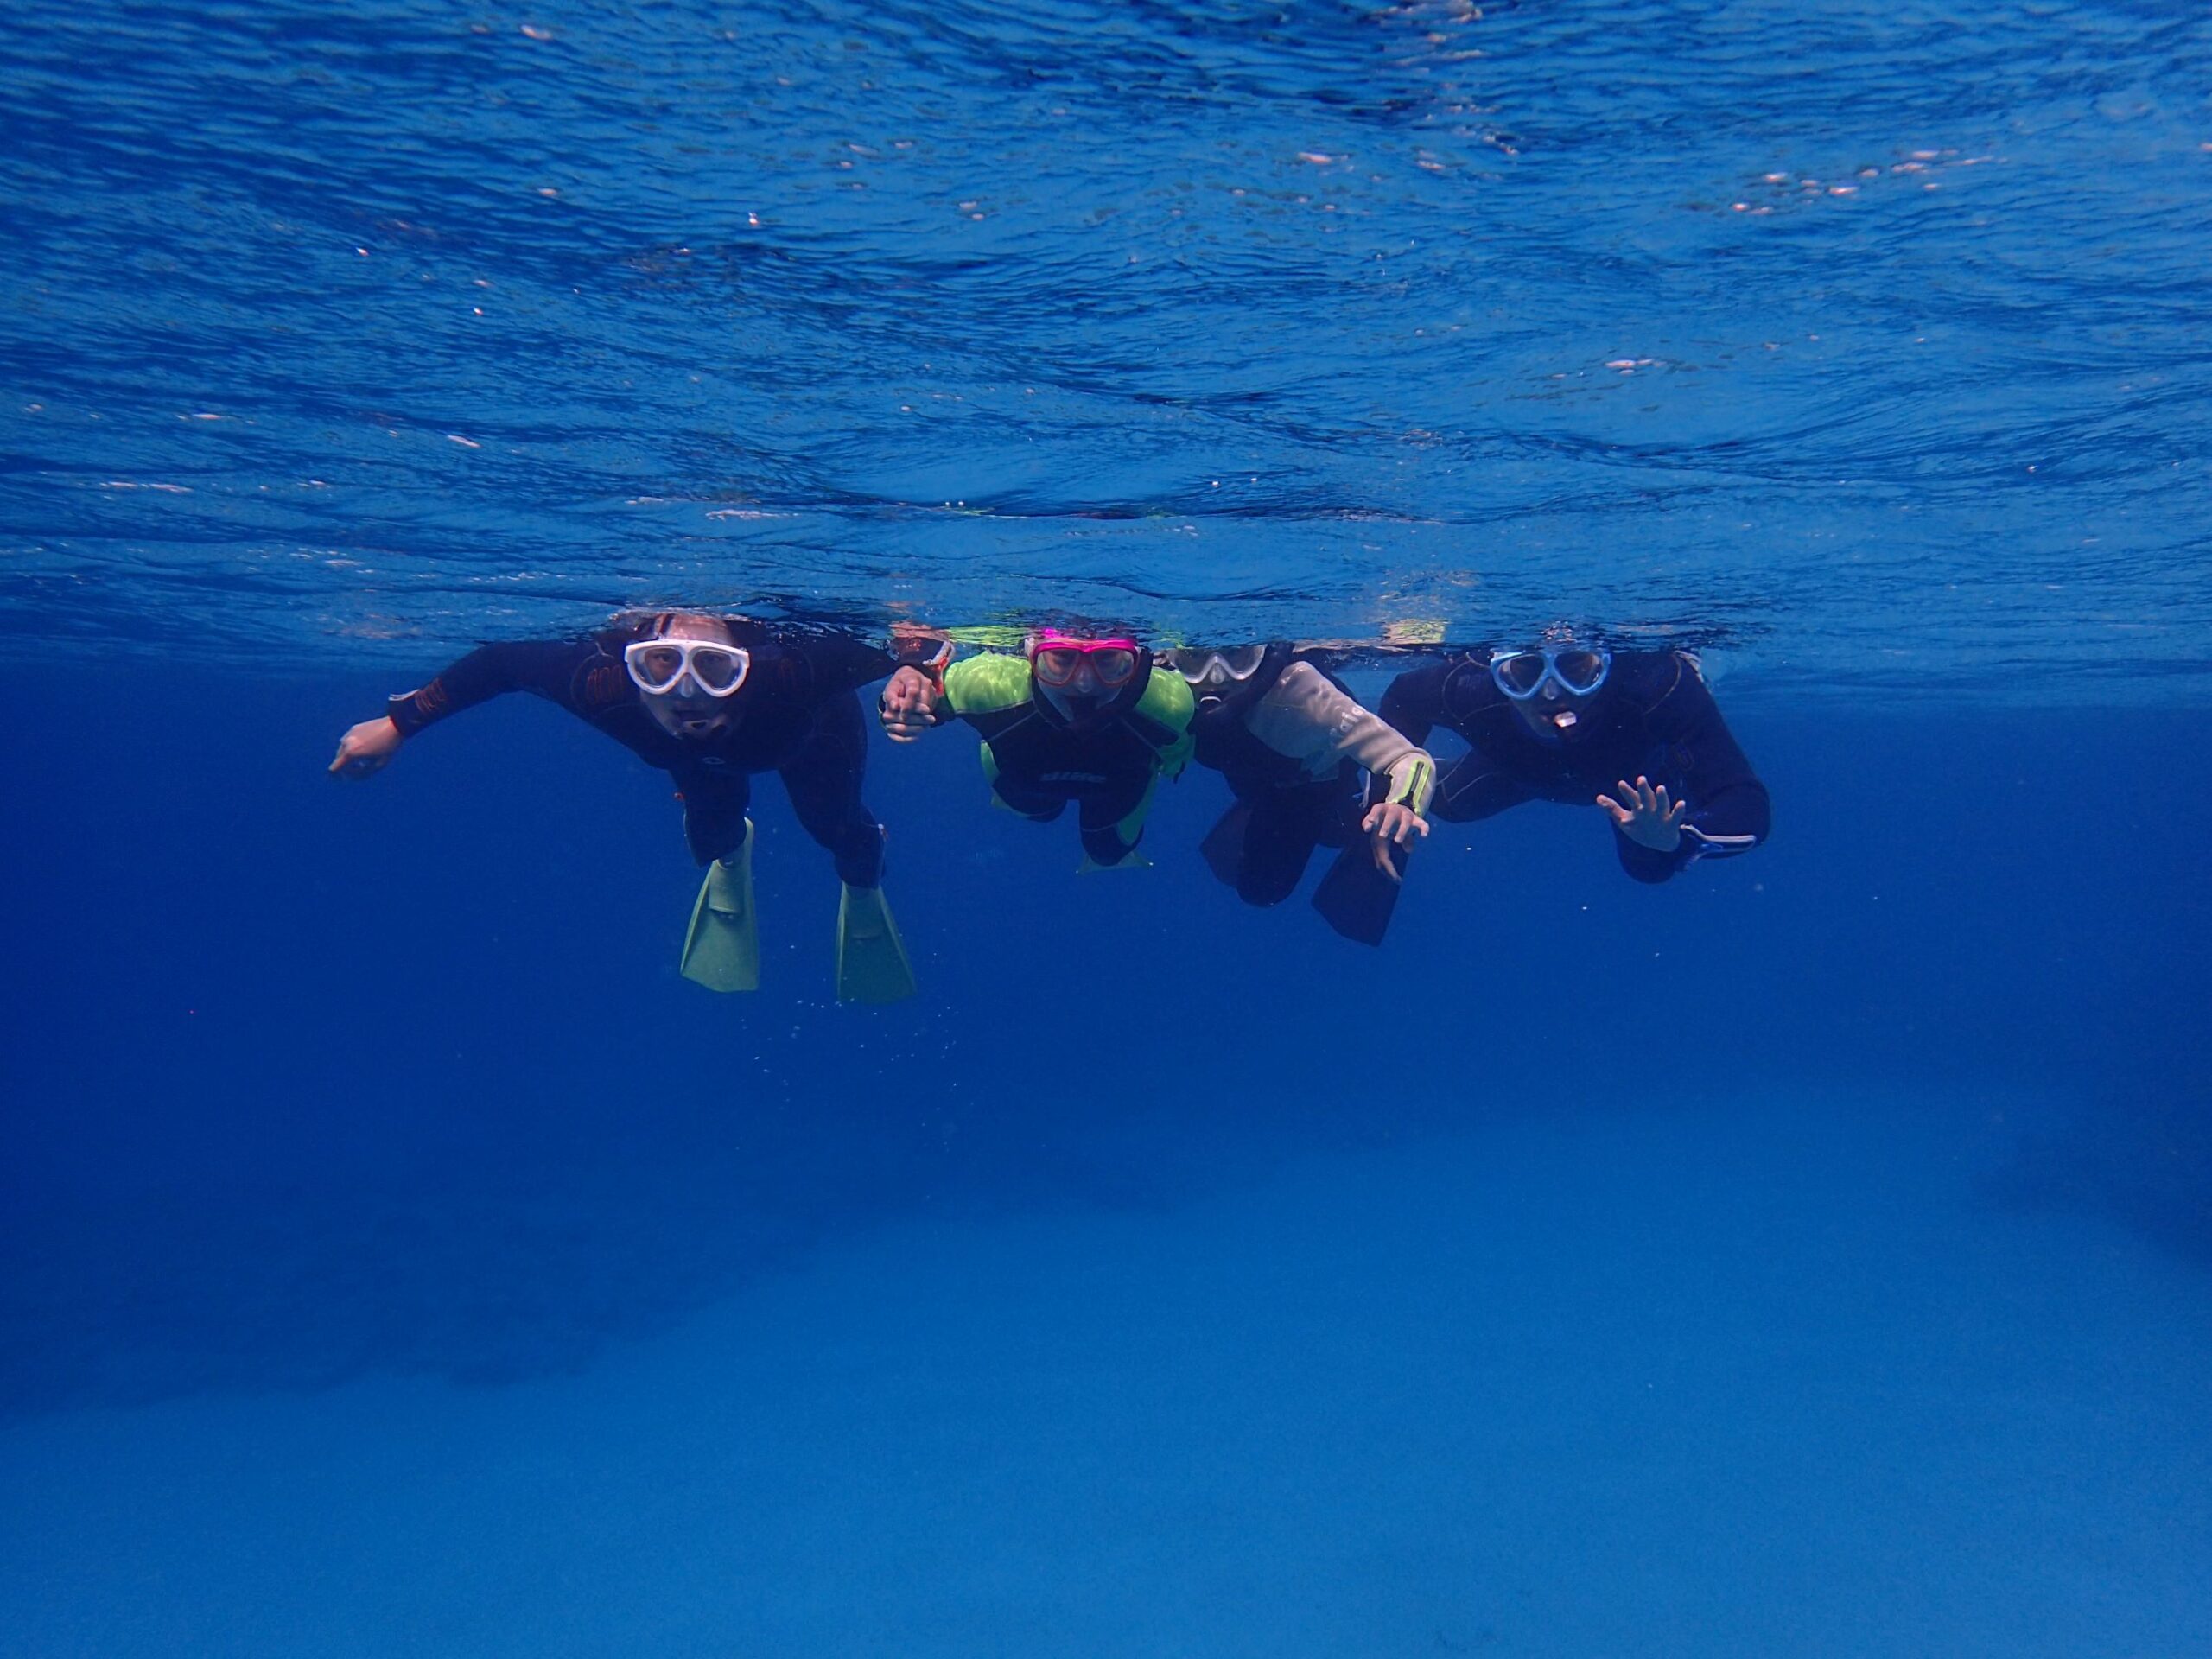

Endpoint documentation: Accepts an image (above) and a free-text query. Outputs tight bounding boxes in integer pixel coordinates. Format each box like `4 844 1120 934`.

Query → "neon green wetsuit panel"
936 653 1192 862
940 652 1033 717
1130 669 1196 775
940 653 1035 793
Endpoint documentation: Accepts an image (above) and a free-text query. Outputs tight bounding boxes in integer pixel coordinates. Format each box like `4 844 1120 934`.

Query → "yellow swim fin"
836 882 917 1004
679 820 760 993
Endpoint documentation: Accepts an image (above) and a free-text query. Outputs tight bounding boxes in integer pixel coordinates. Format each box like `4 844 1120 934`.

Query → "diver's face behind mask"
1493 645 1610 737
1169 645 1268 697
1028 632 1140 725
638 613 746 741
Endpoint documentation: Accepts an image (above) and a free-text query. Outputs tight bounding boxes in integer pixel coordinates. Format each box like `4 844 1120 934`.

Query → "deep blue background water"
4 669 2209 1420
4 664 2211 1653
5 0 2212 1652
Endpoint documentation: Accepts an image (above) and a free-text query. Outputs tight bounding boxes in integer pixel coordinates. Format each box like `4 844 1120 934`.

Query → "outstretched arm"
1361 664 1446 872
1245 663 1435 868
799 629 901 697
328 639 584 779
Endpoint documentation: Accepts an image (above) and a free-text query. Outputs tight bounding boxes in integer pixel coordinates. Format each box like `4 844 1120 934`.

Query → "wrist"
385 695 428 739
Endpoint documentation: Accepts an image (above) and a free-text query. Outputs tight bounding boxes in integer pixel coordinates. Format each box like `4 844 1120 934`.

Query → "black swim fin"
1311 839 1408 947
1198 800 1252 890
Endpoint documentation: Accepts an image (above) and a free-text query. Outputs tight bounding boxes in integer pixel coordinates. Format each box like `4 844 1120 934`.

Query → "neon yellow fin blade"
679 821 761 993
836 883 917 1003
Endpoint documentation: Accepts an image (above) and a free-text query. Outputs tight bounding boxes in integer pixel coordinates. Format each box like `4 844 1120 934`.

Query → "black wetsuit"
1380 649 1770 882
386 621 897 886
1190 649 1363 906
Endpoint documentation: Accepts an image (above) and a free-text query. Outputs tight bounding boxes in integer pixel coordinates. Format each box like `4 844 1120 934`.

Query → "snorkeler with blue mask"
1347 639 1770 938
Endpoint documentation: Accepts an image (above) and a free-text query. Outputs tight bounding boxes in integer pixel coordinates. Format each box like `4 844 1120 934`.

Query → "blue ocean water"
3 2 2211 1654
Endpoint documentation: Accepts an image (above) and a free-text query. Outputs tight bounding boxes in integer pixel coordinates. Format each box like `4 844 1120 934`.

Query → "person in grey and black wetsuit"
1165 644 1434 943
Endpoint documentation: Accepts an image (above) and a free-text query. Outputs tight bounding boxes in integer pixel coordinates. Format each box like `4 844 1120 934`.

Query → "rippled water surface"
3 0 2208 691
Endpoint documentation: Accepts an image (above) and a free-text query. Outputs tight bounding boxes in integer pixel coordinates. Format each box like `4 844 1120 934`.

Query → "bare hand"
330 715 404 779
1597 775 1686 850
1363 801 1428 880
877 666 940 742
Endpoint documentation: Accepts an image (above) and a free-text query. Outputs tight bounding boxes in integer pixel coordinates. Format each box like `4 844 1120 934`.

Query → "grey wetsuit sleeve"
1244 663 1437 811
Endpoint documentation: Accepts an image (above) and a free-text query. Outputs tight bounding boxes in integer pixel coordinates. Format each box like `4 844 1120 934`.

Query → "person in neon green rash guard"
877 628 1194 870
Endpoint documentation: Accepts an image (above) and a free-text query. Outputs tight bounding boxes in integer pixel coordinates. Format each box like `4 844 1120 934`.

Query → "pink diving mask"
1027 631 1141 690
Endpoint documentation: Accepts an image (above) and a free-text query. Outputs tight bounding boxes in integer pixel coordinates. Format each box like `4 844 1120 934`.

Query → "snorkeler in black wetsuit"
1377 643 1770 888
329 611 928 1000
333 612 893 878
